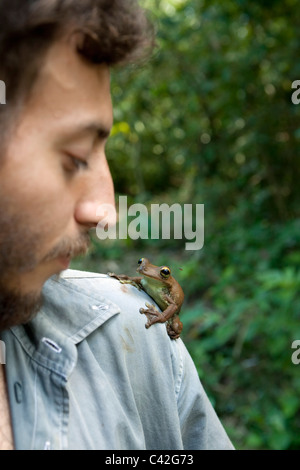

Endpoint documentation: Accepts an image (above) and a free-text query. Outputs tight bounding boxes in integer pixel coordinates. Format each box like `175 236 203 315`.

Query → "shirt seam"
69 309 118 343
49 276 115 306
174 340 184 402
30 368 38 450
44 276 121 340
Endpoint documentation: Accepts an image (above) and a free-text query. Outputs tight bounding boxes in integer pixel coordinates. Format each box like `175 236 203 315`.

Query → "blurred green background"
71 0 300 449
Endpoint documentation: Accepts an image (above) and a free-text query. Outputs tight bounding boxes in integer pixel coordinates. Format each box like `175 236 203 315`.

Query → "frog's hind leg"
166 315 183 340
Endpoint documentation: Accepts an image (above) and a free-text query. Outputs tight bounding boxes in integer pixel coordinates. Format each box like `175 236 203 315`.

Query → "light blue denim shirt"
0 270 234 450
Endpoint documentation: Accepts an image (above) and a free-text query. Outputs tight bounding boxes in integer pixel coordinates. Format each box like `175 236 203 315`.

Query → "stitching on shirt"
174 340 184 401
69 309 113 343
50 276 113 305
30 368 38 450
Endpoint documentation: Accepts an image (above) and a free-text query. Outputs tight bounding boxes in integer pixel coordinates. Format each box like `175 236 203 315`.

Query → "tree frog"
108 258 184 339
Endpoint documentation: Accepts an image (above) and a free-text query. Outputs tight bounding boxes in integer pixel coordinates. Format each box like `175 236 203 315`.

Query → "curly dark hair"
0 0 154 145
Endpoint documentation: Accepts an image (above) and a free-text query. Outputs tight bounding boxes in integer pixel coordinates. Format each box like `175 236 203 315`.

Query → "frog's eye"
138 258 144 265
160 267 171 279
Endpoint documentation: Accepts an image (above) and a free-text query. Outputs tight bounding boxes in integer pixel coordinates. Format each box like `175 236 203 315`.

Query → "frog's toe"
145 318 155 328
166 326 180 340
145 302 153 309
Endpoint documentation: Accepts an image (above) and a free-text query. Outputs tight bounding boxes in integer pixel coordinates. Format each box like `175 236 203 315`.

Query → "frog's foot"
166 316 183 340
139 302 163 328
166 323 180 340
108 272 129 281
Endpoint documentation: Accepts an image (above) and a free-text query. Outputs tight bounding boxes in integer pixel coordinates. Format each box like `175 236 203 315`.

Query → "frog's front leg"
139 302 162 327
140 300 178 330
108 272 143 290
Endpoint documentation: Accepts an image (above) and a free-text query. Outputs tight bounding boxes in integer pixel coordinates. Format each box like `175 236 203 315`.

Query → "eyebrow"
61 121 112 141
83 122 112 139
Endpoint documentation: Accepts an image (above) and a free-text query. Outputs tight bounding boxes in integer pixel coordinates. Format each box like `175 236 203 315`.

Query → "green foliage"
72 0 300 449
181 216 300 449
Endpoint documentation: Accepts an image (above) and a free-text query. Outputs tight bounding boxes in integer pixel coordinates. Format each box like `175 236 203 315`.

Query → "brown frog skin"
108 258 184 339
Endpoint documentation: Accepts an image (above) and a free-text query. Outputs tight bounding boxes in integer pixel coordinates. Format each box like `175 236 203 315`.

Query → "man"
0 0 234 450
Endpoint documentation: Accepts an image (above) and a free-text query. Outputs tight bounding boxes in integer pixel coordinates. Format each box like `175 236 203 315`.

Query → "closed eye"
63 153 89 174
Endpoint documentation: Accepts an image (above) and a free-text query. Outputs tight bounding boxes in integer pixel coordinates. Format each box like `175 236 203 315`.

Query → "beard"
0 282 43 331
0 207 91 331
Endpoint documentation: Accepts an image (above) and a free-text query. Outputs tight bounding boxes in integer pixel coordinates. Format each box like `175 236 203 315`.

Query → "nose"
74 158 116 229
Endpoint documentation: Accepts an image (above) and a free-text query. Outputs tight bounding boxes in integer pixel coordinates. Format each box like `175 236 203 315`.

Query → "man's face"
0 38 114 329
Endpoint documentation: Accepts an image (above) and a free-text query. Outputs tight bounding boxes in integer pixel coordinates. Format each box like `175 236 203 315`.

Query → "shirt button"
14 382 23 404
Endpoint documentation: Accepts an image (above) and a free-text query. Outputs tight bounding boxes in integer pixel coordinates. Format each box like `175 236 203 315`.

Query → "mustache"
42 232 91 262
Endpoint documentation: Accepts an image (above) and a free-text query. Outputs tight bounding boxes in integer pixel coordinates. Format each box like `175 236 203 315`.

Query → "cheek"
32 189 76 241
2 133 84 245
1 117 81 254
19 176 72 223
3 169 76 251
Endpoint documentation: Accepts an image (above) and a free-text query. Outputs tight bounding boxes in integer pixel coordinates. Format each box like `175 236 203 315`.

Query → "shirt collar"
41 271 121 344
9 271 120 378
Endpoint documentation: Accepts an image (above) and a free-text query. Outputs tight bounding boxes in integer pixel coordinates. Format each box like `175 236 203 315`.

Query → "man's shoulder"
55 268 155 321
43 269 185 381
43 268 172 346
